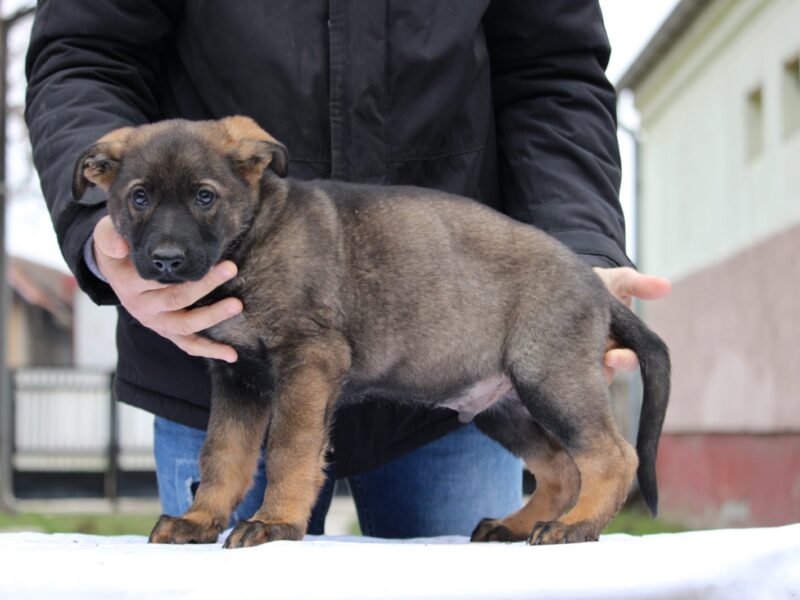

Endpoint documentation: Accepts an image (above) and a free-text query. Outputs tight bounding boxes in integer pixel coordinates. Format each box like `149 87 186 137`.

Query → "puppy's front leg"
224 339 350 549
149 362 272 544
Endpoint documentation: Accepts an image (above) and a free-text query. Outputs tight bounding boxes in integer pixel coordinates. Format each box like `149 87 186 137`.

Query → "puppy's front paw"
223 520 305 549
148 514 222 544
527 520 599 545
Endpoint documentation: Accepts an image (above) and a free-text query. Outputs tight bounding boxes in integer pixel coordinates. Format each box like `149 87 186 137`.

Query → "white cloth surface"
1 524 798 599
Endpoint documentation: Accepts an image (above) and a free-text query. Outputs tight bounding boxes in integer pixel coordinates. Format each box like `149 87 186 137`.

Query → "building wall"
7 300 29 369
74 291 118 370
634 0 800 433
6 297 72 368
636 0 800 282
647 223 800 433
631 0 800 525
657 433 800 527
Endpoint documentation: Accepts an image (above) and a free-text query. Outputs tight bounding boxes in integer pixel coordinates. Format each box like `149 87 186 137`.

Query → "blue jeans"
154 416 522 538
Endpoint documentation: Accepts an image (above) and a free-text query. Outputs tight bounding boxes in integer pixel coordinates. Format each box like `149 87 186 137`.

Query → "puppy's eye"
130 187 149 208
196 189 216 207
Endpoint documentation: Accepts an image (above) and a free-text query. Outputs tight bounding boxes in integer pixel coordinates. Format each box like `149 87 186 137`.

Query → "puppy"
73 116 670 548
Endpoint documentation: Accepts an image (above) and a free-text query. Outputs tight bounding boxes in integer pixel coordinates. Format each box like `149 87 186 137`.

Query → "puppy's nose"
151 246 185 274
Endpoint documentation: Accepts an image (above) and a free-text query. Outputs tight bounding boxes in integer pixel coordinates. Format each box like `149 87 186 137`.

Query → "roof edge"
616 0 714 91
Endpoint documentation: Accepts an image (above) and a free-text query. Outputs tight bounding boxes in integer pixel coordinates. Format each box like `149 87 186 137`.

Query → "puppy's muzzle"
151 244 186 276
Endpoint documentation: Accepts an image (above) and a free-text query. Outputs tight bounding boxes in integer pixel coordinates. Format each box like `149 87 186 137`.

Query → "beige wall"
635 0 800 281
74 292 118 370
6 301 29 369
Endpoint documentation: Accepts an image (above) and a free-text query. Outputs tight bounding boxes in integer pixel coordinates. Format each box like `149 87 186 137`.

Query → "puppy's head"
73 116 288 283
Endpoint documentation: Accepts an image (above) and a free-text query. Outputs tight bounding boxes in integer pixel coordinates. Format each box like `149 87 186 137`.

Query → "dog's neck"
222 174 291 265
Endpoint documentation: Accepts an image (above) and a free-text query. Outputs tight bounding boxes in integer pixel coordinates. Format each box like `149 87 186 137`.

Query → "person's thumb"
94 215 129 259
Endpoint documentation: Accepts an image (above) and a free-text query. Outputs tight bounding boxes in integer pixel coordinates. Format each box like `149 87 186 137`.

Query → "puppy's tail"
609 298 670 516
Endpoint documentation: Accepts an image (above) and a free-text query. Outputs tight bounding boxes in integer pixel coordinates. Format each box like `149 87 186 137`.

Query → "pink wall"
657 433 800 527
645 224 800 525
646 223 800 433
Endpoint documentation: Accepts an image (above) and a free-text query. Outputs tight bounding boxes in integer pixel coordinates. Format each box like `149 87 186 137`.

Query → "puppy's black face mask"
73 118 288 284
111 136 252 284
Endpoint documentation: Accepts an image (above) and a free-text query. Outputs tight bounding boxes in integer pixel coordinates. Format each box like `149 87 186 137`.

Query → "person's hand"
92 215 243 362
593 266 671 384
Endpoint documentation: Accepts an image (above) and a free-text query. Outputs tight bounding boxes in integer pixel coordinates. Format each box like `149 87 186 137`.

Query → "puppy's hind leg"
471 397 581 542
511 359 638 544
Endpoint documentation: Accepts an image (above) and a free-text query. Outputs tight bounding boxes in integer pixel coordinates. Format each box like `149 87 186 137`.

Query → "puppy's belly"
439 374 515 423
339 373 515 423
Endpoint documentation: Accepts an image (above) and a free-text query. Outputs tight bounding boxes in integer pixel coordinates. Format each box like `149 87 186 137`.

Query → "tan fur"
560 435 638 527
215 116 285 186
471 429 581 542
254 340 351 527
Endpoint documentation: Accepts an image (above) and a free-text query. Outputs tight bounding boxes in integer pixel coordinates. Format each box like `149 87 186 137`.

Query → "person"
25 1 670 538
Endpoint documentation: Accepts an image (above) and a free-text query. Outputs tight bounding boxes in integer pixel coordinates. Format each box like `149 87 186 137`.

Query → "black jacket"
26 0 630 476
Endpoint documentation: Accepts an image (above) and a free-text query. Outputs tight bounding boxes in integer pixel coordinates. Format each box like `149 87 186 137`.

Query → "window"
782 55 800 138
745 86 764 160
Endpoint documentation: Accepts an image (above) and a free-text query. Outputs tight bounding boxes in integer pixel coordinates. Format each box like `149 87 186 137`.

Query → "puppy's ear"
72 127 133 199
220 116 289 183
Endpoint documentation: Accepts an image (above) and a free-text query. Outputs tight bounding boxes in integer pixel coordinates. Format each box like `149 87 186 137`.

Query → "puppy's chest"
199 277 278 348
199 275 334 350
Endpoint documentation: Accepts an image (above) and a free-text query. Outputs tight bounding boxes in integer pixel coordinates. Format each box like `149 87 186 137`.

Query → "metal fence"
11 368 155 497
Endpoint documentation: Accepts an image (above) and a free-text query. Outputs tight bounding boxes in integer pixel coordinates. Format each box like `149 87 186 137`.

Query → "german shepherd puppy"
73 117 669 549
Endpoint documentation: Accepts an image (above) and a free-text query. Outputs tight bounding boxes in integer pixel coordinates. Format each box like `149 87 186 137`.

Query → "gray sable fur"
74 118 670 547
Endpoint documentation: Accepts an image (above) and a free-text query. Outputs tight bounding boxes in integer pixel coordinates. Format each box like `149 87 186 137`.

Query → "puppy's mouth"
151 268 209 285
154 274 190 285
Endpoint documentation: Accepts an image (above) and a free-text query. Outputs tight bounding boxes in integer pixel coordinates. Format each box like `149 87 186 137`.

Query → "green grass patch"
603 506 687 536
0 512 159 536
0 505 687 539
345 505 686 538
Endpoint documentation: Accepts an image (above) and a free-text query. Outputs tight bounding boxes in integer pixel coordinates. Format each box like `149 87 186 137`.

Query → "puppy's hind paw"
470 517 528 543
527 520 599 545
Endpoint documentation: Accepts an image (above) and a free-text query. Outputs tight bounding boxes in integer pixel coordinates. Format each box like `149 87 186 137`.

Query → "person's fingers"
93 215 129 259
92 217 167 295
602 348 640 385
139 261 238 313
100 255 169 297
594 267 666 385
165 333 239 363
593 267 672 305
604 347 639 372
157 298 244 337
617 269 671 302
92 218 241 361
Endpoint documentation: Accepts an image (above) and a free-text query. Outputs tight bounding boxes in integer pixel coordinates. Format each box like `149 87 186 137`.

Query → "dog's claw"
148 514 221 545
527 520 599 545
223 520 304 549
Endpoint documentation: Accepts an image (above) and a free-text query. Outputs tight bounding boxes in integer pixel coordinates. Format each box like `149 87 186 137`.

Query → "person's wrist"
83 235 109 283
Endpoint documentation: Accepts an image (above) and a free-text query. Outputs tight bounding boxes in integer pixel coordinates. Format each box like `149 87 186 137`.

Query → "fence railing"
10 368 155 499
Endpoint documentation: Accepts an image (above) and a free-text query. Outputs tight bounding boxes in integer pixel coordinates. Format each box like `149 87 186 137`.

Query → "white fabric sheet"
1 524 798 599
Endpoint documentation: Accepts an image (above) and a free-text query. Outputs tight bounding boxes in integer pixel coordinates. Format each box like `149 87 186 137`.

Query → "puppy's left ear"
220 116 289 184
72 127 133 199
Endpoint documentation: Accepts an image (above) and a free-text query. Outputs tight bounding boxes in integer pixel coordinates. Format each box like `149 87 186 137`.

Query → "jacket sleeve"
25 0 182 304
483 0 632 268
